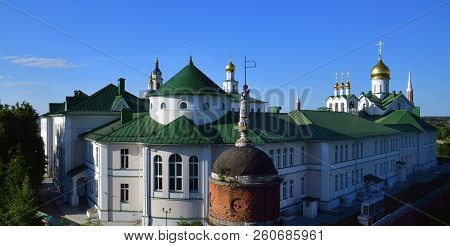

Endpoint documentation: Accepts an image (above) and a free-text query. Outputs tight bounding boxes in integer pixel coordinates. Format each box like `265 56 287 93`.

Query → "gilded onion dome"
225 59 235 72
345 81 351 89
334 82 339 90
340 82 345 89
371 58 390 79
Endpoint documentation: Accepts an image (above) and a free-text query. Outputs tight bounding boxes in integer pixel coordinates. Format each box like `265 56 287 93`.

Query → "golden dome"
345 82 350 89
340 82 345 89
371 58 390 79
226 60 235 72
334 82 339 90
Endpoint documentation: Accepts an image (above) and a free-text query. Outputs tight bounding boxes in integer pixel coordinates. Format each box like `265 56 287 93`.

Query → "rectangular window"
340 145 343 162
276 149 281 168
169 156 183 191
335 146 338 163
351 170 355 185
301 177 306 194
95 180 98 198
352 143 355 159
375 140 378 155
356 169 360 184
283 148 287 167
340 173 343 190
282 181 287 200
289 148 294 166
289 180 294 198
360 142 364 157
189 157 199 192
335 175 338 192
356 143 359 159
301 146 305 164
345 144 348 161
360 168 363 182
120 149 129 168
154 157 163 191
120 184 129 202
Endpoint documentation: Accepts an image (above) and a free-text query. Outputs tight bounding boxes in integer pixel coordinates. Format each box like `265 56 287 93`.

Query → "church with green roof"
40 48 437 225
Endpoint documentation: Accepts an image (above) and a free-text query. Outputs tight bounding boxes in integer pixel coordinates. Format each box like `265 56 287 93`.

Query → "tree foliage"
0 102 46 225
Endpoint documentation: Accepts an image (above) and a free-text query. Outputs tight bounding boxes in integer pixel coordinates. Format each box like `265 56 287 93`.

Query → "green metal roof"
45 84 148 116
83 109 403 145
364 93 405 110
148 60 228 97
375 110 436 132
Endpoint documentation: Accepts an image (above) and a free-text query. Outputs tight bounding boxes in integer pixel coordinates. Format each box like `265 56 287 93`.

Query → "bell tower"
148 57 163 91
222 57 239 94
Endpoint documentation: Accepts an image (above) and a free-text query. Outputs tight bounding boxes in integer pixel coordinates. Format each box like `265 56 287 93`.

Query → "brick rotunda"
207 83 280 226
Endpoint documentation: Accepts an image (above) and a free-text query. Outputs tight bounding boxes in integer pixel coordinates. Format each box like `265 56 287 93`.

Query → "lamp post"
162 208 171 226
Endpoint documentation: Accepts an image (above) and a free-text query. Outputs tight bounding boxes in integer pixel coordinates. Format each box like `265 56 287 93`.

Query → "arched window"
189 156 199 192
160 102 166 110
398 103 401 109
335 103 339 112
179 102 187 109
150 103 153 110
154 155 163 191
221 103 225 110
380 85 382 92
329 103 332 111
340 103 345 112
169 154 182 191
203 102 210 110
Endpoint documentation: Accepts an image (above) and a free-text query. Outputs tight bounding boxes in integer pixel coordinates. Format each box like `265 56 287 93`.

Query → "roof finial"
335 72 338 82
377 41 384 59
296 90 301 110
188 56 193 65
341 72 345 82
346 72 350 82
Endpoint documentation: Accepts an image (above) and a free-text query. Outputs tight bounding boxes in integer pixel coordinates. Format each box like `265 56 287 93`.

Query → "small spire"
296 90 301 110
188 56 193 65
407 68 412 90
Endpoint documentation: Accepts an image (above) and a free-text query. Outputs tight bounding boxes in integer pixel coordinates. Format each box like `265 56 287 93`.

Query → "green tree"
5 175 41 226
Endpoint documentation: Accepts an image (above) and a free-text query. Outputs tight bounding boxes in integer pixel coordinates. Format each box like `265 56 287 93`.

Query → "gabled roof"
375 110 436 132
362 93 407 110
149 60 228 97
44 84 148 116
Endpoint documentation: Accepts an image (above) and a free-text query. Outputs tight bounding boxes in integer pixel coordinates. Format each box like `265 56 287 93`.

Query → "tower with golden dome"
223 57 238 93
370 41 391 99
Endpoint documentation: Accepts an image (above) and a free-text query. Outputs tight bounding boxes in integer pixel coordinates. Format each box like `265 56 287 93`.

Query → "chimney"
120 108 132 125
118 78 126 96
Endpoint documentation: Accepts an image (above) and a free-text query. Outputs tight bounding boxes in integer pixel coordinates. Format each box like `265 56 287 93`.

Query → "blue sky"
0 0 449 116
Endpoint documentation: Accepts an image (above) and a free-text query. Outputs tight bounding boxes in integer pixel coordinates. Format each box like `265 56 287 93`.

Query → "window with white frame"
283 148 287 167
360 142 364 157
335 175 338 191
345 144 348 161
289 180 294 198
289 148 294 166
154 155 163 191
120 149 129 168
169 154 183 191
345 172 348 188
95 146 99 166
340 145 343 162
276 149 281 168
335 145 338 163
120 184 129 202
282 181 287 200
189 156 199 192
340 173 343 190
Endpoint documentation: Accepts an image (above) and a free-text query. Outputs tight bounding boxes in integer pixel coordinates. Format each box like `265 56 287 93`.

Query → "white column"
202 145 212 221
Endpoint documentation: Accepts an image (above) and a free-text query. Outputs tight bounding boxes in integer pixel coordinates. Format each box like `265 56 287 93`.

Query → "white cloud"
1 56 83 68
0 82 35 87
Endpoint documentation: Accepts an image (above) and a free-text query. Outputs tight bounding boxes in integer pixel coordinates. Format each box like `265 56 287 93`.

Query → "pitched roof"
364 93 405 110
375 110 436 132
148 61 228 97
83 110 402 145
45 84 148 116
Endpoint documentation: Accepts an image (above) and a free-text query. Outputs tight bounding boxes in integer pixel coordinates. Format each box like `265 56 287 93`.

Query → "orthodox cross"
377 41 384 58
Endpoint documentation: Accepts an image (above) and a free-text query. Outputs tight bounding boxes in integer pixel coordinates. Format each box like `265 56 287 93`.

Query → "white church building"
40 45 437 225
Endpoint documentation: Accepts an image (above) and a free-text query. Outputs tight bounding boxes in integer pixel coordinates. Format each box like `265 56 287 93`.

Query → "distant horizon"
1 0 449 116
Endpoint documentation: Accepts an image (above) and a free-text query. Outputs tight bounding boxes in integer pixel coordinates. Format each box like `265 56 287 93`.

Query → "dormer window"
179 102 187 109
160 102 166 110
